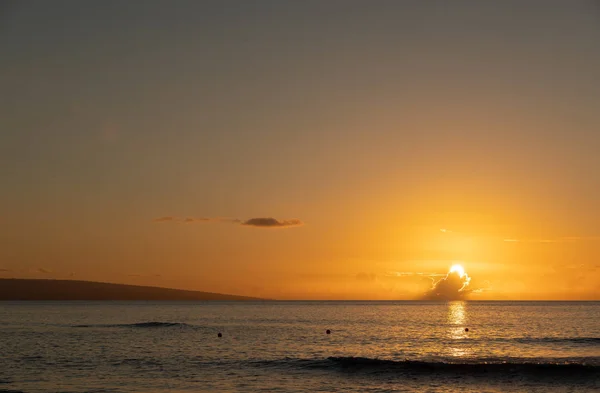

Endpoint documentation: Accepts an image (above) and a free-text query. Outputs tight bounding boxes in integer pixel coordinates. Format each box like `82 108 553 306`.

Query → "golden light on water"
447 301 471 357
448 301 466 328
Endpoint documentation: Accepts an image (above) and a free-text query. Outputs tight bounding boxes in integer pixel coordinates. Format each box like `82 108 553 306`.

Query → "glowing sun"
449 264 466 278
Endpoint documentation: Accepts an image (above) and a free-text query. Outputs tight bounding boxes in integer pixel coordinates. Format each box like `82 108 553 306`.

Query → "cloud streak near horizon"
153 216 303 228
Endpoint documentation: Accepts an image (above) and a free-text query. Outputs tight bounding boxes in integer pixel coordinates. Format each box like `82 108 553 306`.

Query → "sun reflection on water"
446 301 471 357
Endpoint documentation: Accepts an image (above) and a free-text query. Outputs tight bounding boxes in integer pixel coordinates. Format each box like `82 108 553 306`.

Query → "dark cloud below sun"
422 267 472 300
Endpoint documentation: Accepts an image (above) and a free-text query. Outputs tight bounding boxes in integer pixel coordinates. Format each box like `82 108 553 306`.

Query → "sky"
1 0 599 300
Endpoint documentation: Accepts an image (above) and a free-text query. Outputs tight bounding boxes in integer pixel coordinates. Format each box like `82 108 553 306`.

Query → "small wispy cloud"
153 216 237 224
153 216 303 229
241 218 303 228
386 271 446 279
183 217 211 223
153 216 176 222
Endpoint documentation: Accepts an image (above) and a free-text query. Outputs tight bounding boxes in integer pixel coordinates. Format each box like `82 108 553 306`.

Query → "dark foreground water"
0 301 598 392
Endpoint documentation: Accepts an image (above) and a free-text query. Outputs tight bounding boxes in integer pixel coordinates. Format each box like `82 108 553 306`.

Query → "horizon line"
0 278 597 302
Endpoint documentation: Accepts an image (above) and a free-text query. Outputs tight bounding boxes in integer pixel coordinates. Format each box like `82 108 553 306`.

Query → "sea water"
0 301 598 392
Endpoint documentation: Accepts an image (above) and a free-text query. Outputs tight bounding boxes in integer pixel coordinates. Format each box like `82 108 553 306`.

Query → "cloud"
34 268 52 274
183 217 212 223
470 280 492 293
152 216 236 224
422 269 472 300
387 271 446 278
241 218 303 228
153 216 176 222
153 216 303 229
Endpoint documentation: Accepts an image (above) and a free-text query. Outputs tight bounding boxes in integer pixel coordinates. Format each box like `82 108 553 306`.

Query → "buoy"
218 332 222 337
326 329 331 335
465 328 469 332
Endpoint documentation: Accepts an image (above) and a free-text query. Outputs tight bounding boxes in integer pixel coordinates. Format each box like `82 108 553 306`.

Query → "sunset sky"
1 1 599 300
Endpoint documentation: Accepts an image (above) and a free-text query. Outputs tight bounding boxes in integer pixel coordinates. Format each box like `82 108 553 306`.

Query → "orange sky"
1 1 599 299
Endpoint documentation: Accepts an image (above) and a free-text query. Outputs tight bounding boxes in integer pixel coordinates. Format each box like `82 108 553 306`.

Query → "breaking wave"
325 356 599 374
250 356 600 378
512 337 600 345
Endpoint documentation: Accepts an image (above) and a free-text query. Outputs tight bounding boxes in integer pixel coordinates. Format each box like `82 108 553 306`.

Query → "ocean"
0 301 598 392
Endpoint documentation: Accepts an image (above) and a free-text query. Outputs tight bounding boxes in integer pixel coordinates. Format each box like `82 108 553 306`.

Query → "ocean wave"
72 321 193 328
326 356 600 375
511 337 600 344
250 356 600 377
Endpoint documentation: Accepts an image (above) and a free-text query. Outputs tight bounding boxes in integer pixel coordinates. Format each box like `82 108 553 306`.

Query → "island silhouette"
0 279 264 301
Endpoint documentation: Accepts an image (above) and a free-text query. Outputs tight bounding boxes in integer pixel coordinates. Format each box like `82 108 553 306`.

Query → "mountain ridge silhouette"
0 278 265 301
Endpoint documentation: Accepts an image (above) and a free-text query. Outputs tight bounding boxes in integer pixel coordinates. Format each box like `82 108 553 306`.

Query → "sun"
449 264 465 278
